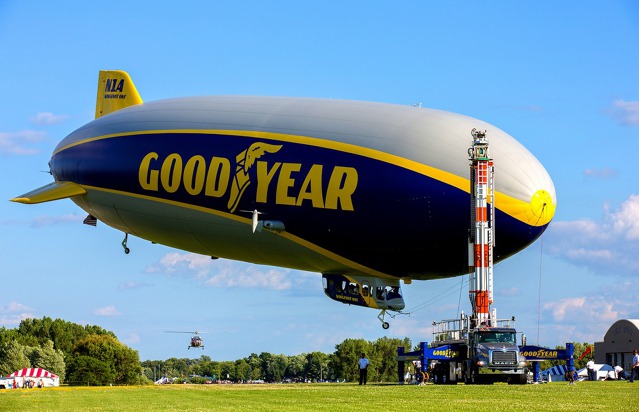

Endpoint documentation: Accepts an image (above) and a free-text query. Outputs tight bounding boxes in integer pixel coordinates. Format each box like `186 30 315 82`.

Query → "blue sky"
1 1 638 361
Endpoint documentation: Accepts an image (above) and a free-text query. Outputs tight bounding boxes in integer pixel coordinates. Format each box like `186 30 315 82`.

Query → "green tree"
192 356 220 379
268 354 289 382
305 351 330 381
371 336 411 382
246 353 262 381
258 352 274 381
234 358 249 382
141 359 165 381
219 361 235 381
27 339 66 382
286 354 307 381
70 334 142 385
17 317 114 358
66 355 115 386
162 358 190 378
0 340 30 375
332 338 370 382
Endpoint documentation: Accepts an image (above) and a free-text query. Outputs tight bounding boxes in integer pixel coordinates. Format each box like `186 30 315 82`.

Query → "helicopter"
165 331 206 350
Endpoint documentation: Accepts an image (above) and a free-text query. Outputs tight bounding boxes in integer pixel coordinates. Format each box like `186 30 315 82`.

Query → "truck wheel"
470 369 481 384
507 374 526 385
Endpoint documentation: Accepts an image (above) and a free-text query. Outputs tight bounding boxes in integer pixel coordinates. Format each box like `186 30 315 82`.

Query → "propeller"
240 209 264 233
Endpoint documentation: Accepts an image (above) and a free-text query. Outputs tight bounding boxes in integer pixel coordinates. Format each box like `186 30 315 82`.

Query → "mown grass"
0 381 635 412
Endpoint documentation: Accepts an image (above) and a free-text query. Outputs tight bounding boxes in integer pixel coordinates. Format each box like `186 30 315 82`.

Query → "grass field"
0 381 635 412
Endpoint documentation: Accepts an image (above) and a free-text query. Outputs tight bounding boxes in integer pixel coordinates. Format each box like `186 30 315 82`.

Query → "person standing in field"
586 359 596 381
358 353 369 385
629 349 639 383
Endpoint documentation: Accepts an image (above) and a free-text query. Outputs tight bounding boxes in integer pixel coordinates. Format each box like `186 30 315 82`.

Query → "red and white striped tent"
9 368 60 387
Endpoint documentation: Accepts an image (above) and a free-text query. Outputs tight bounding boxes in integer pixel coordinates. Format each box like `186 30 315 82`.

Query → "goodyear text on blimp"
138 150 359 212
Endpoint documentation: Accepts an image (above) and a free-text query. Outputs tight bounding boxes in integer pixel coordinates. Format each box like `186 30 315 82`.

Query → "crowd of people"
585 348 639 382
8 378 45 389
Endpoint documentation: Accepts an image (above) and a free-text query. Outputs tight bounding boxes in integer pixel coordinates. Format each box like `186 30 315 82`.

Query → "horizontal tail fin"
11 181 86 204
95 70 143 118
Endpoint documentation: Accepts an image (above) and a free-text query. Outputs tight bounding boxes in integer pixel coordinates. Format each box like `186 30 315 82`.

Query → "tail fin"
95 70 143 118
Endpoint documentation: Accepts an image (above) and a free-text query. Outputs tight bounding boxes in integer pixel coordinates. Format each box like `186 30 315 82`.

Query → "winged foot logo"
138 141 359 213
227 143 283 212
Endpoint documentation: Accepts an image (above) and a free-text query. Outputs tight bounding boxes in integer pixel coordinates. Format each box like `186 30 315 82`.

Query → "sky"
1 1 638 362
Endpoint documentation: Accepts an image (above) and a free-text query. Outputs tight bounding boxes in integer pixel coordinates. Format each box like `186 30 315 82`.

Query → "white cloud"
31 213 84 227
544 296 618 324
0 302 35 326
149 252 294 290
121 333 141 345
3 302 32 312
609 194 639 240
30 112 69 126
583 167 617 179
0 130 46 155
0 314 35 326
608 99 639 126
539 294 623 345
117 281 151 291
544 297 585 321
93 305 122 316
545 194 639 276
204 265 292 290
498 286 520 297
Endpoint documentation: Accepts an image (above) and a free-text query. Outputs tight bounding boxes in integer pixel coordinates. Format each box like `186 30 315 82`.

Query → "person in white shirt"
586 359 596 381
629 349 639 383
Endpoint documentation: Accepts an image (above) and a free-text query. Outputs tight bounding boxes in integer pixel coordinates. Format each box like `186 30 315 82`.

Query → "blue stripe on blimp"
51 132 545 278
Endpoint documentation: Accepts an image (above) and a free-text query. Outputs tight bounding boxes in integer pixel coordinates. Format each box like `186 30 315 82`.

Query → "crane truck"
397 129 529 384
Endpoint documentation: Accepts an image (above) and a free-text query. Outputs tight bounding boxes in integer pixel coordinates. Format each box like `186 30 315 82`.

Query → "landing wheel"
377 310 391 329
121 233 130 254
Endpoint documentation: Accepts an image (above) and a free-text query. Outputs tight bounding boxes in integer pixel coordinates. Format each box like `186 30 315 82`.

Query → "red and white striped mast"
468 128 494 327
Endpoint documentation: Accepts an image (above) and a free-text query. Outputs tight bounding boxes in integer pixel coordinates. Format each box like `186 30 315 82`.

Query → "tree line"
0 317 143 385
142 336 412 383
0 317 412 384
0 317 594 385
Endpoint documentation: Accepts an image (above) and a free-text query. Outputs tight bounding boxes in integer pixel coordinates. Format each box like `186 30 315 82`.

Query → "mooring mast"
468 128 494 326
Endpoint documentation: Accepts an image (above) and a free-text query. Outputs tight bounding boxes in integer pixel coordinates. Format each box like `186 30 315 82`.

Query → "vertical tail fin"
95 70 143 118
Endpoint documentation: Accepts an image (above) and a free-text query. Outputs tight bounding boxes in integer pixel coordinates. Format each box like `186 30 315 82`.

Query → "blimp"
12 70 555 326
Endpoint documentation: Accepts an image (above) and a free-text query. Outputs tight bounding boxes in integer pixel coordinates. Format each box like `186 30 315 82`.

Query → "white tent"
9 368 60 387
577 364 614 381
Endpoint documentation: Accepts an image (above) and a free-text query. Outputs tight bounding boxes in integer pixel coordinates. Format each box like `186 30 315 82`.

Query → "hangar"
594 319 639 373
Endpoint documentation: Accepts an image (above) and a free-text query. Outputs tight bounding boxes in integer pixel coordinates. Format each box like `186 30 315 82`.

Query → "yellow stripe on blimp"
54 129 555 227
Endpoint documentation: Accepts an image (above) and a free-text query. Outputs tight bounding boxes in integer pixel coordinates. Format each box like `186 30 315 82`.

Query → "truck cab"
464 327 528 384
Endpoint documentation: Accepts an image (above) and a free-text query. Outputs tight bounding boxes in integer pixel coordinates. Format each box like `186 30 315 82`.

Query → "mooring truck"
396 129 575 385
396 129 527 384
427 313 527 384
397 315 576 384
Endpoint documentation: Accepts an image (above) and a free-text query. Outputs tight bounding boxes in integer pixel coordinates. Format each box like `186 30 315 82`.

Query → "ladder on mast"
468 128 494 326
